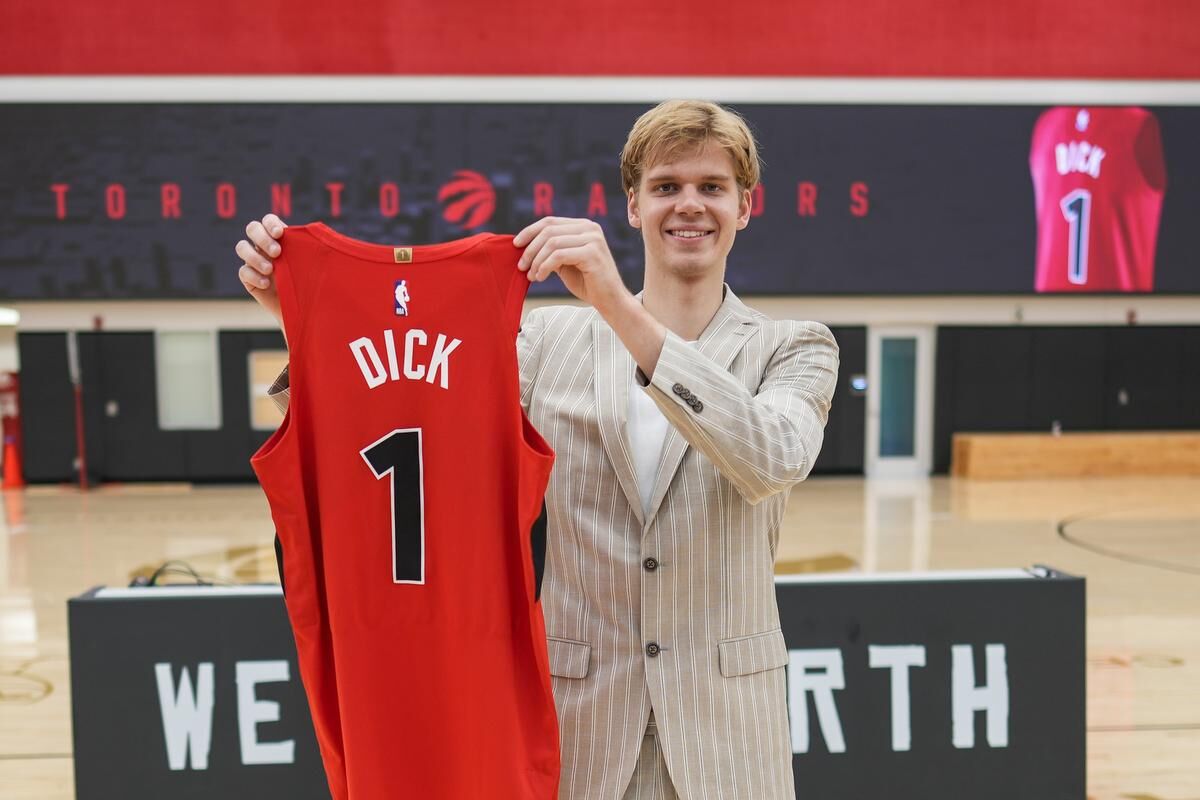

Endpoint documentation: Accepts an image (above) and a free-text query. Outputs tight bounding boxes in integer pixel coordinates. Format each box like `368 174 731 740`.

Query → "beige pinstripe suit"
519 287 838 800
270 286 838 799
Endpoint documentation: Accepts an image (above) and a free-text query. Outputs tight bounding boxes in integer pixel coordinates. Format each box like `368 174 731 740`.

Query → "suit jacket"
269 286 839 799
517 287 839 800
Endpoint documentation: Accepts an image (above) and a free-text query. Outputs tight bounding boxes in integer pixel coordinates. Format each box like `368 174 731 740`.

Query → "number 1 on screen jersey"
1060 189 1092 286
360 428 426 584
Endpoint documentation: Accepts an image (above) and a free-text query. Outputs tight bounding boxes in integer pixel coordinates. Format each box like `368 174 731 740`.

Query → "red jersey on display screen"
1030 106 1166 293
252 223 558 799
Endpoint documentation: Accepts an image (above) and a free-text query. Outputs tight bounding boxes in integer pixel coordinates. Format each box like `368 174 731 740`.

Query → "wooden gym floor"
1 476 1197 799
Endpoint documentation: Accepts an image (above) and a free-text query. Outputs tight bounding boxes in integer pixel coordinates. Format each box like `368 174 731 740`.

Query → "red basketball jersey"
1030 106 1166 293
251 223 558 799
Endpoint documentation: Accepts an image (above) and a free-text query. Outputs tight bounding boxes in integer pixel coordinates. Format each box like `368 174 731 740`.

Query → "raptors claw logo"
438 170 495 230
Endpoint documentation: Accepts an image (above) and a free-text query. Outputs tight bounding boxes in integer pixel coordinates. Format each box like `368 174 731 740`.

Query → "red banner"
3 0 1198 78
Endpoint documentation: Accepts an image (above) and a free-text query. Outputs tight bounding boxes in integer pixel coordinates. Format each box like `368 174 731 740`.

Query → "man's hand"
514 217 629 311
235 213 288 333
515 215 665 377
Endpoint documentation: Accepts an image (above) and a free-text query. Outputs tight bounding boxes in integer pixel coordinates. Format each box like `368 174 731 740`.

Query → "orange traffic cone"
2 429 23 489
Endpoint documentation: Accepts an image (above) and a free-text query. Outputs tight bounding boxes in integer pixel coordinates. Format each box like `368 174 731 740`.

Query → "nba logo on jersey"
1075 109 1090 132
394 280 410 316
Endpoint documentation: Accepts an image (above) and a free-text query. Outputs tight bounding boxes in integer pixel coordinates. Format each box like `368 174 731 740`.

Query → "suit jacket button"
645 642 661 657
643 557 659 572
693 400 704 412
672 383 685 395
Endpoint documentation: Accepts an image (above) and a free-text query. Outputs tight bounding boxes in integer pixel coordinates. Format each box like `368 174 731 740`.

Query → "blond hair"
620 100 762 194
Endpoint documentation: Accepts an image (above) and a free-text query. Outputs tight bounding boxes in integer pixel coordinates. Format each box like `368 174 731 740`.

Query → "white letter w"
155 662 215 770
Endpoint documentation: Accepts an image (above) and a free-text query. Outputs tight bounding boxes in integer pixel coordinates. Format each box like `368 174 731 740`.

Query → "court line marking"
1057 514 1200 576
0 753 73 760
1089 724 1200 733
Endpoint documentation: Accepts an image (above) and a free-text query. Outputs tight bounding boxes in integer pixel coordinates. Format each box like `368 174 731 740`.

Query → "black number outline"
360 428 426 584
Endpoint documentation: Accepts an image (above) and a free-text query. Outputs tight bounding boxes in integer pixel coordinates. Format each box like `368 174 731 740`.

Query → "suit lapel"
592 318 646 526
641 287 759 530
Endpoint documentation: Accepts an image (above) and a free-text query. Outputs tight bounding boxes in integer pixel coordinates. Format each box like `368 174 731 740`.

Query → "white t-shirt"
628 378 671 516
627 342 697 516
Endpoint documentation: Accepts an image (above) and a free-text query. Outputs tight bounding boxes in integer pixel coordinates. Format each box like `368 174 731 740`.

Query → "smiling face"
627 140 753 283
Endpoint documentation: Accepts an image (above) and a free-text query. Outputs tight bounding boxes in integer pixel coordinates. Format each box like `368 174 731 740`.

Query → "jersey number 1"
1059 189 1092 286
360 429 425 584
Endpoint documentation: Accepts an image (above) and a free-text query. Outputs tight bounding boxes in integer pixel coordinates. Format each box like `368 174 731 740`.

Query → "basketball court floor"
1 475 1197 799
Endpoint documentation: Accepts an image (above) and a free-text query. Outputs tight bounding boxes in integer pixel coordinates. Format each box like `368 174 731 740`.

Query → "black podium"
69 568 1083 799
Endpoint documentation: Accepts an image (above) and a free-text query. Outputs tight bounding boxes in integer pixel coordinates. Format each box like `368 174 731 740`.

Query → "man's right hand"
236 213 288 333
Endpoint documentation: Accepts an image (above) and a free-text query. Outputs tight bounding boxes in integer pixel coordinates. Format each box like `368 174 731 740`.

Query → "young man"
237 100 839 800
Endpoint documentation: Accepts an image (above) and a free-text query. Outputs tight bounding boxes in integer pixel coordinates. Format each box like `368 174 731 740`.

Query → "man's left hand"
514 217 628 309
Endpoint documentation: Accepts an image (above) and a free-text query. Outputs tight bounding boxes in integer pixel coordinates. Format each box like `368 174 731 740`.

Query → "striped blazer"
269 286 839 799
519 287 838 800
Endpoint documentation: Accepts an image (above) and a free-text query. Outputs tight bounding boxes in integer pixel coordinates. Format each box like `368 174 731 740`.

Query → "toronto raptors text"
45 181 871 220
